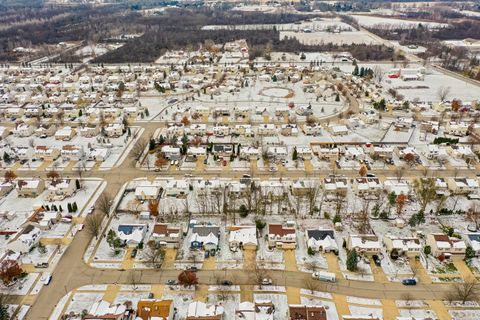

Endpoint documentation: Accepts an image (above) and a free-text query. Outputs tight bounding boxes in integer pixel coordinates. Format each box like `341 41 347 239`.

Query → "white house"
228 226 257 251
346 234 381 255
117 224 147 247
306 229 338 253
7 225 41 254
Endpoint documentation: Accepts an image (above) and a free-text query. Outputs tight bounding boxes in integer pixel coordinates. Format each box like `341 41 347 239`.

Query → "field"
349 14 448 29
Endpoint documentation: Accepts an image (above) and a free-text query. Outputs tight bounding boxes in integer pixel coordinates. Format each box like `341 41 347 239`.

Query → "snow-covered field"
350 14 448 29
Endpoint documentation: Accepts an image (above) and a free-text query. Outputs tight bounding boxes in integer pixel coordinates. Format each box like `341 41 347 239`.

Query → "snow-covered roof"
229 227 257 246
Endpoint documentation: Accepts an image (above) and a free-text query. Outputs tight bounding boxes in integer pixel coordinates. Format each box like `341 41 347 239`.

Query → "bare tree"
304 278 321 294
446 278 479 304
401 292 414 307
413 178 437 212
437 86 451 102
85 213 103 239
373 66 384 83
252 266 270 288
97 193 114 216
143 241 165 269
131 138 148 161
395 166 405 182
306 182 321 216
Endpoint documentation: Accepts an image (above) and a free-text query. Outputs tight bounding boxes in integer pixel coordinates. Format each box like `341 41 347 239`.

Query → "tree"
437 86 451 102
181 116 191 126
178 271 198 287
46 170 60 183
107 230 122 252
413 178 437 212
451 99 462 112
467 204 480 230
424 245 431 255
253 266 269 287
148 199 159 216
292 147 298 161
0 294 10 320
396 194 407 216
143 241 165 269
4 170 16 183
75 179 81 190
97 193 113 216
0 260 23 285
359 166 367 177
403 153 416 166
446 278 479 304
346 249 358 272
155 156 168 168
85 213 103 239
131 138 148 161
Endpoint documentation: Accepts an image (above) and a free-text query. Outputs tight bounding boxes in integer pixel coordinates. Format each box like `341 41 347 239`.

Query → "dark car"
166 280 177 285
187 266 198 272
148 292 154 299
221 280 233 286
131 248 138 258
35 262 49 268
402 279 417 286
372 255 381 267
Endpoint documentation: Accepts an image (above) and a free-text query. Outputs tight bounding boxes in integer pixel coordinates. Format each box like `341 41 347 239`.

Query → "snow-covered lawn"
349 305 383 318
254 293 289 320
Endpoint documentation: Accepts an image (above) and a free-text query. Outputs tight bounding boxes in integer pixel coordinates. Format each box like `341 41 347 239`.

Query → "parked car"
372 255 381 267
221 280 233 286
210 249 216 256
186 266 198 272
148 292 154 299
402 279 417 286
204 251 210 258
131 248 138 258
87 206 95 215
35 262 49 269
166 280 177 285
261 278 272 285
42 273 52 285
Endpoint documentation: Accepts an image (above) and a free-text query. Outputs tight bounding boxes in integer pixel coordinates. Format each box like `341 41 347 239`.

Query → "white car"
41 272 52 285
261 278 272 285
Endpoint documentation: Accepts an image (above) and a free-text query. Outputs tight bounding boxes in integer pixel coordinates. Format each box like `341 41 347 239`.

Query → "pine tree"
67 203 72 213
75 179 81 190
359 67 365 77
346 249 358 271
72 202 78 212
352 65 359 76
59 205 63 212
292 147 298 161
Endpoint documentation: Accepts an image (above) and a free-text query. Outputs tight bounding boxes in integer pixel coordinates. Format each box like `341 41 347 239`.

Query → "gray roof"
192 226 220 237
307 229 334 241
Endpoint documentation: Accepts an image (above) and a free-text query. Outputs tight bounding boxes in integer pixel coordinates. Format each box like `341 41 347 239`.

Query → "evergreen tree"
346 249 358 271
292 147 298 161
59 205 63 212
72 202 78 212
352 65 359 76
75 179 81 190
359 67 365 77
67 203 72 213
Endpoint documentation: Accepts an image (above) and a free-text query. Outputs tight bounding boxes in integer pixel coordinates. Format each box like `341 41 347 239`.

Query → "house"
344 146 365 161
187 146 207 158
323 177 348 196
6 107 24 118
161 145 181 160
16 178 45 197
13 123 34 137
329 124 349 136
186 301 224 320
447 177 479 195
34 146 60 161
235 301 275 320
445 121 468 136
266 146 288 160
136 299 174 320
228 226 257 251
213 125 230 137
306 229 338 253
189 123 207 136
164 180 189 197
191 225 220 251
0 181 14 197
449 145 476 163
7 225 41 254
80 124 100 138
105 123 124 137
303 124 322 136
289 305 327 320
353 177 382 196
383 235 421 258
257 124 277 136
61 145 82 161
0 126 10 139
55 126 76 141
267 222 296 249
239 147 260 160
295 147 313 160
212 143 235 157
117 224 147 247
35 124 56 137
371 145 394 160
88 148 111 162
384 179 410 196
426 144 448 161
314 147 339 161
29 210 60 230
426 233 466 259
84 300 131 320
346 235 381 255
135 184 160 200
45 179 77 201
151 223 181 248
281 124 299 136
466 233 480 257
